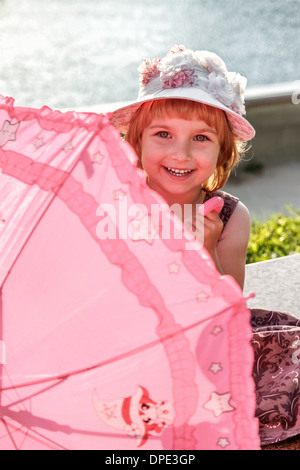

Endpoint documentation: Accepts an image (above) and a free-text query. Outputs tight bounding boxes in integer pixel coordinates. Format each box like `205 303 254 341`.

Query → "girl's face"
141 116 220 206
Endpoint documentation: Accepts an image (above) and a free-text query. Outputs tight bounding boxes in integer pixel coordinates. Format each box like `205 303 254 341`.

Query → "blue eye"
194 135 208 141
156 131 170 138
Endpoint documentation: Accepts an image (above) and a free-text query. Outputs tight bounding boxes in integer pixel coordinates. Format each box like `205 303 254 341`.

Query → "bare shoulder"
217 200 251 289
220 200 251 243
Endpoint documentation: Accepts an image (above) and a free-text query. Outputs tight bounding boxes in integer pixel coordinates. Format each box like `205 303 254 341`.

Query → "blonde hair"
125 99 246 192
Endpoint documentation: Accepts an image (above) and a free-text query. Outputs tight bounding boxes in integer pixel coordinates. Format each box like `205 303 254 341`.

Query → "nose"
170 139 192 162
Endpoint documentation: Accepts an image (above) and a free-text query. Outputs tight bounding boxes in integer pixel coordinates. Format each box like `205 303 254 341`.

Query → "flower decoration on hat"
138 45 247 117
163 69 196 89
138 57 161 86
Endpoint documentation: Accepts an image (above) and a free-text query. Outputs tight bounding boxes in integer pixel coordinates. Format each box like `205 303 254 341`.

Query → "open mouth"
166 167 193 177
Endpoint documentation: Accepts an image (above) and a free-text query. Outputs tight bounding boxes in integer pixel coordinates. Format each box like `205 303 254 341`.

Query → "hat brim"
110 86 255 142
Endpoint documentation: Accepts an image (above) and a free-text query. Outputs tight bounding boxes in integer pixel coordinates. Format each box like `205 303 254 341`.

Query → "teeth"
167 168 192 176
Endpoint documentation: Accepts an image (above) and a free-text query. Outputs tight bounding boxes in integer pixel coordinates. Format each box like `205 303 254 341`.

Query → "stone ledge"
245 81 299 106
244 254 300 318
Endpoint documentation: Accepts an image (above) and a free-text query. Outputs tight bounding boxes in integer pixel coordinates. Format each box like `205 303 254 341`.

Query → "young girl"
111 45 300 448
125 98 250 290
111 45 256 290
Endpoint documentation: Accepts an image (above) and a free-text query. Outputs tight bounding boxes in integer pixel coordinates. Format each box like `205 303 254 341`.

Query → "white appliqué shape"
128 215 158 244
0 120 20 147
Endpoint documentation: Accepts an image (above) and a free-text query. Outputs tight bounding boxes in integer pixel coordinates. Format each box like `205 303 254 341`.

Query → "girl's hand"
190 210 223 261
198 196 224 217
185 197 224 273
200 209 224 255
197 196 224 255
185 196 251 289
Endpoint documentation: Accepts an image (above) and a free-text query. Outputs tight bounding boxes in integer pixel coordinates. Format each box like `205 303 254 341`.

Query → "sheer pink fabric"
0 95 259 450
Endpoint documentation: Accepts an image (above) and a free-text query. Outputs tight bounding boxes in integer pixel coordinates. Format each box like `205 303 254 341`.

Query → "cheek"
209 146 220 167
140 150 153 173
140 141 161 171
199 152 219 169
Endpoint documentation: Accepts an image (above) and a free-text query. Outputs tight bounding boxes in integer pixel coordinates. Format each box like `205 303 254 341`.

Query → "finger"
202 209 222 223
198 196 224 216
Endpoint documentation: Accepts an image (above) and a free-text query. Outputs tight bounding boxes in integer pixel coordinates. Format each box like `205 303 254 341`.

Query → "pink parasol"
0 95 260 450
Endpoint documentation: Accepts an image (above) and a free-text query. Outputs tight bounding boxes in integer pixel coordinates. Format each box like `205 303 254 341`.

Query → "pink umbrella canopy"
0 95 260 450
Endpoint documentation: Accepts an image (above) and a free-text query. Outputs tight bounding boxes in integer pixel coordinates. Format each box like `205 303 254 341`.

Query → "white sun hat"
110 45 255 142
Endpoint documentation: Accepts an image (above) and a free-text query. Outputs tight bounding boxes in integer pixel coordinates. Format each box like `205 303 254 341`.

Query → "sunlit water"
0 0 299 109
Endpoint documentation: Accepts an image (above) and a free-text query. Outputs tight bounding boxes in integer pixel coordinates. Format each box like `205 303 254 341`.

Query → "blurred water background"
0 0 299 109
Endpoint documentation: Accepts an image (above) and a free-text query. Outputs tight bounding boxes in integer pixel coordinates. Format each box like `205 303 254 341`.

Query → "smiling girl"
119 94 251 290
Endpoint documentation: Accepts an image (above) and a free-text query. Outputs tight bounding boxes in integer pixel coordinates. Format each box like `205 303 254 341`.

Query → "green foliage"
246 207 300 264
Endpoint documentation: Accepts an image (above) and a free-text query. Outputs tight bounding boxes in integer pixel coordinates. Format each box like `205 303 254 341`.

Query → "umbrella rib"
3 376 66 408
1 418 19 450
24 427 68 450
1 418 68 450
0 303 235 392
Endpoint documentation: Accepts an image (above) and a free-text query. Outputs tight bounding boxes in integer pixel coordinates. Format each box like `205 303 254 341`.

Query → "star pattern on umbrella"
128 215 158 244
34 137 45 149
91 152 104 164
203 391 235 417
0 120 20 147
209 362 222 374
196 292 209 302
114 189 127 200
211 326 223 336
62 142 73 152
168 262 181 274
217 437 230 448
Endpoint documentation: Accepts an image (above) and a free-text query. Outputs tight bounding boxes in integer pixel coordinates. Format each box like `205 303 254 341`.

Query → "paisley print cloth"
251 309 300 445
